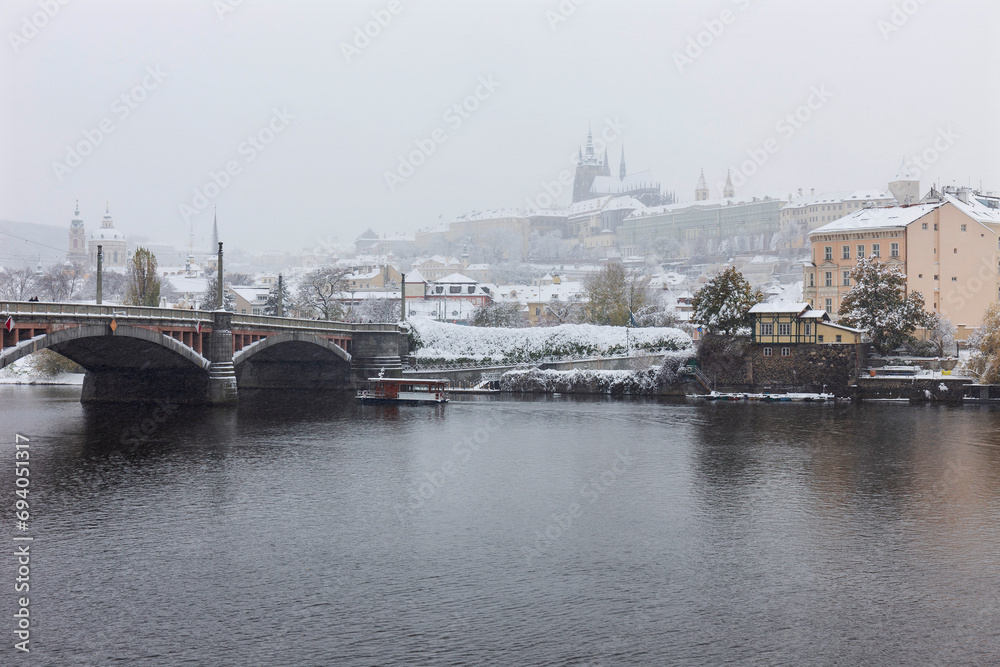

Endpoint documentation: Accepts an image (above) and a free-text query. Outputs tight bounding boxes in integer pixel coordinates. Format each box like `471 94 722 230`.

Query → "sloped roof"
434 273 478 284
749 302 811 315
809 203 942 235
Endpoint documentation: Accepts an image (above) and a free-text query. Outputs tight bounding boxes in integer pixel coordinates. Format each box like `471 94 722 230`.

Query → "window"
809 273 814 287
824 246 832 261
872 243 880 257
842 246 851 259
778 323 791 336
918 274 923 278
934 223 938 230
922 222 928 230
804 323 812 336
781 347 791 357
449 285 461 294
825 298 832 311
763 347 772 357
857 244 865 259
961 224 967 231
435 286 443 294
467 286 475 294
825 272 832 287
934 275 938 280
890 242 899 258
843 271 851 286
954 248 958 254
818 335 825 343
252 308 262 315
951 277 958 282
535 307 541 316
761 323 774 336
835 335 842 343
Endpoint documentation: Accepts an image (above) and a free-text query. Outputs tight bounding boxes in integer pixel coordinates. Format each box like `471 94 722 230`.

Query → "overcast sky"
2 0 997 255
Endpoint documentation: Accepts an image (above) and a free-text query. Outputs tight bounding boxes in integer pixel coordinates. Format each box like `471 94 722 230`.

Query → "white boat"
356 377 449 404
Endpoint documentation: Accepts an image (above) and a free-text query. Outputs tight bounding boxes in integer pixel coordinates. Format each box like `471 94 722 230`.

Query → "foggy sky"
2 0 997 255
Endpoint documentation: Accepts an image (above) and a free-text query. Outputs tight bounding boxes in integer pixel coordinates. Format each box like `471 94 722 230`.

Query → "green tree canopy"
690 266 763 336
839 256 928 355
124 248 161 307
585 262 651 327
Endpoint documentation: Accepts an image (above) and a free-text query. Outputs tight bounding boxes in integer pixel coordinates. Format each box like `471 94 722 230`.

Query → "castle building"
88 204 127 268
67 201 88 266
572 128 673 207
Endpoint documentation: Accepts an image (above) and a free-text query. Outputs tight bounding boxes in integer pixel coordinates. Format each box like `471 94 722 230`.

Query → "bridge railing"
0 301 212 322
0 301 404 334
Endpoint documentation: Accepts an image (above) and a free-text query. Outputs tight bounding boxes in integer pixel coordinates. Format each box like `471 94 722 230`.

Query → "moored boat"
356 377 450 404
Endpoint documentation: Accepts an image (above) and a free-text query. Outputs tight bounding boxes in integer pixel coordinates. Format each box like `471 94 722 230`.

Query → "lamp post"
217 242 224 310
95 245 103 305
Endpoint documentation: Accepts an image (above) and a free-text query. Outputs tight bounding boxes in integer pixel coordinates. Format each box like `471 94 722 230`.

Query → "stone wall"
697 335 869 393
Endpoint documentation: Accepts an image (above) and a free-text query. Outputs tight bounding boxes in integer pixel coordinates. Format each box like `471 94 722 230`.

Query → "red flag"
4 316 13 332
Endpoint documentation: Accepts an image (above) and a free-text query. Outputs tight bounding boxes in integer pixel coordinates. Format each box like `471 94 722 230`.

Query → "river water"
1 385 998 665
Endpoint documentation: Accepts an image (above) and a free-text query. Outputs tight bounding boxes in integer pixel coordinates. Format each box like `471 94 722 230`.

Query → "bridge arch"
233 332 353 391
0 324 210 372
233 331 351 366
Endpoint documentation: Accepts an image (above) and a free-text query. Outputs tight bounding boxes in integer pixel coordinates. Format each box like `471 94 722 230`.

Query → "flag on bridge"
4 316 13 332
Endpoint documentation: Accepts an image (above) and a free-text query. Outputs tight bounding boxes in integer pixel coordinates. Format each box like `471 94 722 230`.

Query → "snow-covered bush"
409 318 691 364
499 349 694 394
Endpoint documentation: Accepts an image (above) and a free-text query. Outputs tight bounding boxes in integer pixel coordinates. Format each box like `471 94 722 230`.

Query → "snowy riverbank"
408 318 692 365
0 357 85 385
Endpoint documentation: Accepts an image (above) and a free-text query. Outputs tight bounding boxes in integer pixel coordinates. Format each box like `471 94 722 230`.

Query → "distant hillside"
0 220 67 268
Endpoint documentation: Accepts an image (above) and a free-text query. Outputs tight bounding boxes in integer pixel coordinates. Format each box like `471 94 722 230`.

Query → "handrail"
0 301 404 333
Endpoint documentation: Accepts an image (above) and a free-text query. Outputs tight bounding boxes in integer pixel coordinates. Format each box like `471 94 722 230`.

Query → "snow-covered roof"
895 159 918 181
404 269 426 283
433 273 478 284
590 171 660 196
567 196 613 217
943 193 1000 227
452 209 524 222
602 195 647 212
781 189 896 211
809 203 943 235
749 302 811 315
799 309 830 320
230 286 269 302
626 195 785 218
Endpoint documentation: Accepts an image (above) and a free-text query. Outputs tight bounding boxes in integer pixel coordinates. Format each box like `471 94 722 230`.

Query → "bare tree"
36 264 84 302
542 295 586 326
296 266 350 320
349 298 400 323
0 267 38 301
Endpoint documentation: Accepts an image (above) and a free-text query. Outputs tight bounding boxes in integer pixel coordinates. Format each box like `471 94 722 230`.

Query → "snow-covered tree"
349 298 400 324
690 266 763 336
839 256 928 355
263 278 291 316
203 272 253 311
471 301 525 328
0 267 38 301
542 295 586 326
968 304 1000 384
296 266 350 320
925 313 957 357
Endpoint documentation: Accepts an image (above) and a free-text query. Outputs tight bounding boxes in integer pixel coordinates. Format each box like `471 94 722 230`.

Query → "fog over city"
2 0 997 254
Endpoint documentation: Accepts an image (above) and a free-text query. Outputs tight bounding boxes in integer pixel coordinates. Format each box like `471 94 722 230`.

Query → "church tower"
695 169 710 201
723 170 735 199
619 146 627 180
572 125 608 203
67 201 88 266
88 203 127 268
889 158 920 205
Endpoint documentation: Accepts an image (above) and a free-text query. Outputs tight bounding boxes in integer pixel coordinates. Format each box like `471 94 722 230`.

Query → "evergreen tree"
124 248 161 307
690 266 763 336
263 277 291 316
839 255 928 355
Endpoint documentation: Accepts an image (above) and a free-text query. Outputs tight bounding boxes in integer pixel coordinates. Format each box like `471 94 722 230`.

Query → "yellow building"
750 302 863 347
803 189 1000 331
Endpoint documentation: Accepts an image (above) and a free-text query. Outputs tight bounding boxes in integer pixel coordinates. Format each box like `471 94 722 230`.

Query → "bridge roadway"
0 301 409 405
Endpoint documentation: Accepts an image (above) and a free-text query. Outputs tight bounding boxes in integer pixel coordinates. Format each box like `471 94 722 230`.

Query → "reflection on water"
1 386 998 665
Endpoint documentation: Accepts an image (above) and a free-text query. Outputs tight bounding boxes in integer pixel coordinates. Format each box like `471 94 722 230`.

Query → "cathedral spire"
695 169 709 201
75 199 80 216
619 145 627 180
723 169 735 199
211 206 219 251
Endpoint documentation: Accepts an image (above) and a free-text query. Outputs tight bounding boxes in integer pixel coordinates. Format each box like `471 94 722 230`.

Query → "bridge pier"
206 310 239 405
349 330 410 384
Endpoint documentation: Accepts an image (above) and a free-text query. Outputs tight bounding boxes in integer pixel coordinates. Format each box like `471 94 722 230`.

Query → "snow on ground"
408 318 692 362
0 358 84 385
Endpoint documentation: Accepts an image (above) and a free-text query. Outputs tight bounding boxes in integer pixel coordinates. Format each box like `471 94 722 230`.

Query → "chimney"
797 188 803 197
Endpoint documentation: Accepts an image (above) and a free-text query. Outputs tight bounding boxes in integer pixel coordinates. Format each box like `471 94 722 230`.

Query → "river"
1 386 998 665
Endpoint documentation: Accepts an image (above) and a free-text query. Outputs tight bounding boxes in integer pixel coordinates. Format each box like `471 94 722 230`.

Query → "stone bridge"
0 301 409 405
